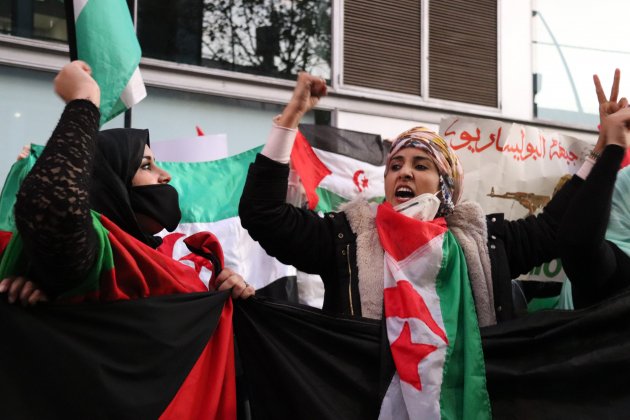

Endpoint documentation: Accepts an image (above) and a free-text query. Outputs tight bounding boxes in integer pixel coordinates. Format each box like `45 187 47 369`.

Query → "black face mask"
129 184 182 232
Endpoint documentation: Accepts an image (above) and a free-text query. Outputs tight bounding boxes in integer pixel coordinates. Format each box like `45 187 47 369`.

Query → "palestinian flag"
295 124 388 212
0 146 236 419
67 0 147 125
376 203 491 419
233 288 630 420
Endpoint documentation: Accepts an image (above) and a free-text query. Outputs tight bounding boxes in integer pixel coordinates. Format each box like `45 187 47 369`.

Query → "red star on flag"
385 280 449 345
385 280 449 391
159 233 218 286
391 322 438 391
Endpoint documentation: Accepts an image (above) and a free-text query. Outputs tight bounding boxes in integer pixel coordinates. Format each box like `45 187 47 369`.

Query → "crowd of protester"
1 60 629 418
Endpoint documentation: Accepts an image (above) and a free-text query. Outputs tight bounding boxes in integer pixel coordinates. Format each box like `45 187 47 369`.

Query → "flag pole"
123 0 137 129
64 0 77 61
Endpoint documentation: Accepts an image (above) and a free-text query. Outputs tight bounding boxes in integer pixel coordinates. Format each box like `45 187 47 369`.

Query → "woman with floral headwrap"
240 73 584 325
238 74 587 418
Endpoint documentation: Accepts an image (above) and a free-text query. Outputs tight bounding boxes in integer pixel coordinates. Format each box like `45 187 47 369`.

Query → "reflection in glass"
0 0 67 42
202 0 331 80
1 0 333 83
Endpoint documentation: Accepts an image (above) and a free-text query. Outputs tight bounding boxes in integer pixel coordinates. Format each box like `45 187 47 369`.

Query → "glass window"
532 0 630 128
202 0 331 80
0 1 10 33
0 65 64 184
1 0 332 82
137 0 332 80
0 0 67 42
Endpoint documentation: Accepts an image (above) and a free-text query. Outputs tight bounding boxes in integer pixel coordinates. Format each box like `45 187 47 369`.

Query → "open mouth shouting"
394 185 415 203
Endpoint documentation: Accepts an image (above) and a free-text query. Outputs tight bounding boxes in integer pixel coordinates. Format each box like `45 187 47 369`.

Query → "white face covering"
393 191 441 221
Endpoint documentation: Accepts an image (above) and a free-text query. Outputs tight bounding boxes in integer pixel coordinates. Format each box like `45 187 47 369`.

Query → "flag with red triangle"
291 124 388 212
376 202 491 419
290 130 332 210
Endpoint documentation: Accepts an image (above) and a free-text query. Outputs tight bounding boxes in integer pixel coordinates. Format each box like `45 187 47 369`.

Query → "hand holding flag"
67 0 146 125
54 61 100 108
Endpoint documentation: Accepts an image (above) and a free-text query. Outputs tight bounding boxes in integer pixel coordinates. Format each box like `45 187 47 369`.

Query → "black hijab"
90 128 162 248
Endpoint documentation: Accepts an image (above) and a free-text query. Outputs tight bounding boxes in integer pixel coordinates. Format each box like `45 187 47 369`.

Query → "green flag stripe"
0 144 44 232
159 146 262 223
75 0 141 125
314 187 348 213
315 187 384 213
437 231 491 420
0 212 115 298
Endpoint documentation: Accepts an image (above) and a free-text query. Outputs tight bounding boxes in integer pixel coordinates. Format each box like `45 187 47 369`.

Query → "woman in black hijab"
0 61 253 303
91 128 180 248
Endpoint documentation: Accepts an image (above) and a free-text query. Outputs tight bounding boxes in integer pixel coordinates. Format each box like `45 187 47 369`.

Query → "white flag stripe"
391 317 447 420
167 218 296 289
379 375 411 420
313 148 385 200
383 233 448 419
120 67 147 108
384 234 447 340
73 0 88 19
168 234 213 289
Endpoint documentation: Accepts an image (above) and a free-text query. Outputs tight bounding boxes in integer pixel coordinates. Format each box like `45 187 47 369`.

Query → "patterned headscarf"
385 127 464 216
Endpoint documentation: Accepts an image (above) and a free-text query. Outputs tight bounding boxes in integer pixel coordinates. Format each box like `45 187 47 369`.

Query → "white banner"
151 134 228 163
440 116 593 281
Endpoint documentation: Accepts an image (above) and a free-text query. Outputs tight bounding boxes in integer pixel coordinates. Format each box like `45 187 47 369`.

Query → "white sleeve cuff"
576 157 596 180
261 117 297 164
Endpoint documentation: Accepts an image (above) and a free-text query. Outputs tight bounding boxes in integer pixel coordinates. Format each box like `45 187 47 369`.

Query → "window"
0 0 333 82
137 0 332 80
429 0 497 107
0 0 67 42
343 0 498 107
0 64 329 185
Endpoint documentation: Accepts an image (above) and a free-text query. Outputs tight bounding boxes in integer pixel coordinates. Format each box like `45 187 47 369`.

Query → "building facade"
1 0 627 183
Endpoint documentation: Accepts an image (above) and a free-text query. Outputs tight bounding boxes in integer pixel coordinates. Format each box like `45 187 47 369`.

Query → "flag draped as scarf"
376 202 491 420
0 146 236 419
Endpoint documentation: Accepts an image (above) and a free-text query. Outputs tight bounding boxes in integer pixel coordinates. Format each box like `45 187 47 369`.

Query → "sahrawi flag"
290 124 388 306
376 203 491 419
71 0 147 125
294 124 387 212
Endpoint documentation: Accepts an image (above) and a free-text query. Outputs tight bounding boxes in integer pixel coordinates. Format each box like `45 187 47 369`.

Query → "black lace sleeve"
14 99 100 296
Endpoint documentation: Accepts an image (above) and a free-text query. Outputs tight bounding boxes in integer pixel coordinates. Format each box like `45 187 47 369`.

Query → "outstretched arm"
13 61 101 297
239 73 340 276
502 69 628 278
260 72 327 163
